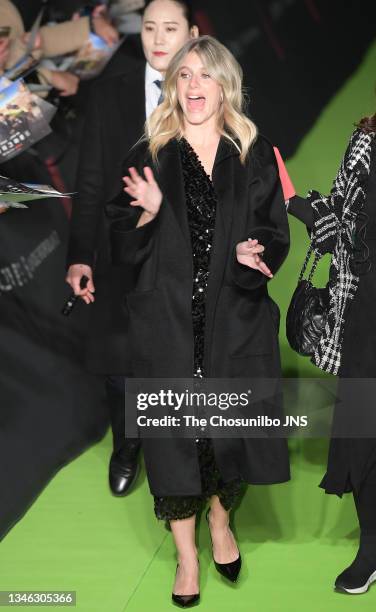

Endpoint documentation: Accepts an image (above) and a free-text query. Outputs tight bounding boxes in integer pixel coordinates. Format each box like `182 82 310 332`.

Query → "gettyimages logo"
136 388 250 411
123 378 317 439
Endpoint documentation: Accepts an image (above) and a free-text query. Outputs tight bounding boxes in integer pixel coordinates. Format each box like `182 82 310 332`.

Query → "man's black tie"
154 79 164 105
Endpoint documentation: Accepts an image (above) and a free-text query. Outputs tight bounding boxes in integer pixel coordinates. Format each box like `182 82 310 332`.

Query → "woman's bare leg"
170 515 199 595
207 495 239 563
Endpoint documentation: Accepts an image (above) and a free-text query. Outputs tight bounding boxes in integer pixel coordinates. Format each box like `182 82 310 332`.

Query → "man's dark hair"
143 0 195 28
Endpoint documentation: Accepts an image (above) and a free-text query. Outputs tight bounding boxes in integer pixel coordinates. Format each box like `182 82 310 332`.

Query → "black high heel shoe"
206 509 242 583
172 564 200 608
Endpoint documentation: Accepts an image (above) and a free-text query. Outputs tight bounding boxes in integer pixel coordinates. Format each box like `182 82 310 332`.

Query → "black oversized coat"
107 134 291 495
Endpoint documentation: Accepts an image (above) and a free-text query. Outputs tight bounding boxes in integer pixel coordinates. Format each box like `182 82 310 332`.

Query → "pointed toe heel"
206 509 242 583
214 554 242 583
172 564 200 607
171 593 200 608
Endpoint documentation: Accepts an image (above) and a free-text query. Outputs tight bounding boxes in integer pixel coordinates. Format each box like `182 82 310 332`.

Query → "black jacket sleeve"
66 84 104 269
287 195 314 228
230 138 290 290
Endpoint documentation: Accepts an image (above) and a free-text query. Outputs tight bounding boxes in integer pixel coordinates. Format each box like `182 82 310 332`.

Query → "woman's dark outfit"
289 131 376 582
155 138 242 520
320 137 376 498
107 134 290 519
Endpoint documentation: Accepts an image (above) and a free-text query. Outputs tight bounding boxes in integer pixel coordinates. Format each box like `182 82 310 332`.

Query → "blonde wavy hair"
146 35 257 163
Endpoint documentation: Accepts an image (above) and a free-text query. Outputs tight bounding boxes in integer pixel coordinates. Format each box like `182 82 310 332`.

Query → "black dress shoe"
172 565 200 608
109 439 141 496
206 509 241 583
335 548 376 594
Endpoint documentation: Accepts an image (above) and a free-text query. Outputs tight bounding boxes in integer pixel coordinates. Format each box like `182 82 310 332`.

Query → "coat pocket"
125 288 158 370
216 287 277 359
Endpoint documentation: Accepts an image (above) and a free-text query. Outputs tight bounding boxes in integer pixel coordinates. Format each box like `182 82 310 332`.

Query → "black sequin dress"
154 138 243 521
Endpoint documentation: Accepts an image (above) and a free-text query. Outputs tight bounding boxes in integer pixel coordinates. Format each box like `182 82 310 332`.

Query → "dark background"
11 0 376 155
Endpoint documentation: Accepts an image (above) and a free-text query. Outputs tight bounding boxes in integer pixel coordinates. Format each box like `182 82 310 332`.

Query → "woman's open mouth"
187 95 206 111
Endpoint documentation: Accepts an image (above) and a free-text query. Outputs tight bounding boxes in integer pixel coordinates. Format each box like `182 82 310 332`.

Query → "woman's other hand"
236 239 273 278
122 166 162 225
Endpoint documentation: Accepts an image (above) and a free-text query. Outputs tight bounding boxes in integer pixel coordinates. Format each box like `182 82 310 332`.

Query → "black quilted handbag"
286 246 329 357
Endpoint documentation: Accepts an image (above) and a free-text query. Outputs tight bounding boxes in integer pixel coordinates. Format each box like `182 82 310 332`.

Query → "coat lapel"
212 138 243 242
156 140 191 252
204 139 247 372
211 137 248 267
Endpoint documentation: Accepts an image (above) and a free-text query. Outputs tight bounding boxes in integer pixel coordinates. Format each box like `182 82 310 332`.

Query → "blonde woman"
107 36 290 607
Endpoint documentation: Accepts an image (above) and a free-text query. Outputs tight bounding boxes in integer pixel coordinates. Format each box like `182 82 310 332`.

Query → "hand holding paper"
0 175 71 208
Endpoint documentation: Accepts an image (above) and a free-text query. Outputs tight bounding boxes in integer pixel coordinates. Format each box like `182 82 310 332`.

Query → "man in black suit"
66 0 198 496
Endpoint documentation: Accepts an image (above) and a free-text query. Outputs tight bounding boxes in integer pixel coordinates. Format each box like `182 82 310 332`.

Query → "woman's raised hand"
122 167 162 219
236 239 273 278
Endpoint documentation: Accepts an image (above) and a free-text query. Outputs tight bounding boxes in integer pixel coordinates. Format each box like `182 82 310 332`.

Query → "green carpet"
1 40 376 612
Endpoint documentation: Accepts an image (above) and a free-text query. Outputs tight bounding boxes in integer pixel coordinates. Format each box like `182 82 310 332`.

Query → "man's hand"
0 37 10 71
92 13 119 46
66 264 95 304
236 238 273 278
22 31 42 52
49 70 79 96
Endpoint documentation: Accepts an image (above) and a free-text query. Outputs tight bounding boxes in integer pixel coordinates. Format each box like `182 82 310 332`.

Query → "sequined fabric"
181 137 216 379
154 138 242 521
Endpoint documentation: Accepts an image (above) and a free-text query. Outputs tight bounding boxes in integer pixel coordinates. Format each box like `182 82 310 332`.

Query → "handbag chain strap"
298 245 322 283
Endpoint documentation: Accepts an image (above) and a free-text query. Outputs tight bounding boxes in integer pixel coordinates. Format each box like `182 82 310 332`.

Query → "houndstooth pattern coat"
308 128 375 374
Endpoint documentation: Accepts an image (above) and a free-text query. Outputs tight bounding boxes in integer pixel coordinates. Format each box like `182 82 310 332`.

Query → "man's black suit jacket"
67 59 146 375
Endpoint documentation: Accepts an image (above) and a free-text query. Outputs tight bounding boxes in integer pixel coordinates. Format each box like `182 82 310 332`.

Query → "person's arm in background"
0 0 26 72
34 12 117 96
65 85 104 304
1 0 78 96
273 131 355 256
37 12 118 94
2 3 118 95
273 146 314 228
0 36 10 72
39 12 119 57
287 196 314 228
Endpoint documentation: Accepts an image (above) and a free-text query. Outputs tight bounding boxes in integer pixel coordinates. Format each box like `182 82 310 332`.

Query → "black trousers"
106 375 127 453
354 459 376 558
354 460 376 533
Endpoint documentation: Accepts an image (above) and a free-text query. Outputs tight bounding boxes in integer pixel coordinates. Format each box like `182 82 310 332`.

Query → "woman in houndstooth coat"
288 112 376 595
